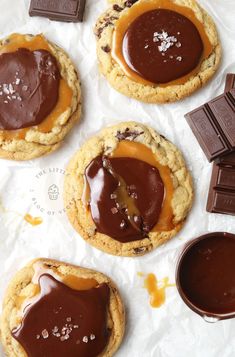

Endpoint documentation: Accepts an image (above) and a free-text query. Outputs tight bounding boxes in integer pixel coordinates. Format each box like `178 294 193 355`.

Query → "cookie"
0 258 125 357
0 33 81 160
95 0 221 103
64 122 193 257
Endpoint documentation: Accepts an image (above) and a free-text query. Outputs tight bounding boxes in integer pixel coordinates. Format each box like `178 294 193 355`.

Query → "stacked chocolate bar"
185 74 235 216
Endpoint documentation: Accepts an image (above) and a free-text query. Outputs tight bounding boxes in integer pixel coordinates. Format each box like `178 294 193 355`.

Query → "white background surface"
0 0 235 356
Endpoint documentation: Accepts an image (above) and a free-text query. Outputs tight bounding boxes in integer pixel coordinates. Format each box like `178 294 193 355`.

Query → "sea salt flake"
83 336 89 343
8 83 15 94
90 334 96 341
111 207 118 214
3 84 9 95
22 85 28 91
41 329 49 339
176 56 182 61
15 78 21 85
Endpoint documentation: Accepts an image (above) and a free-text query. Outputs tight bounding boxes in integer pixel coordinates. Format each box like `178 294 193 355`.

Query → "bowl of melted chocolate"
176 232 235 321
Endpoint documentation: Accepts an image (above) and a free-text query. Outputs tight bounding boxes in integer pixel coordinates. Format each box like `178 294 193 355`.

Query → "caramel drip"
0 34 72 140
112 0 213 86
102 157 140 229
143 273 174 308
111 141 175 232
24 214 43 226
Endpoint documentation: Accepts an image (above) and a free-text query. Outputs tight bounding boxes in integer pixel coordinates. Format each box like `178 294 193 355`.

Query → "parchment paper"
0 1 235 356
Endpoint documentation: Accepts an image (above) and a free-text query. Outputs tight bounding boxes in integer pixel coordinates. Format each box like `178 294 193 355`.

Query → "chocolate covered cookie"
0 34 81 160
95 0 221 103
64 122 193 256
0 258 125 357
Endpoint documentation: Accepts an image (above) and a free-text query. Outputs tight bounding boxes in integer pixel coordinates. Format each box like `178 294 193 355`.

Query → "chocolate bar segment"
206 153 235 215
224 73 235 92
185 89 235 162
29 0 86 22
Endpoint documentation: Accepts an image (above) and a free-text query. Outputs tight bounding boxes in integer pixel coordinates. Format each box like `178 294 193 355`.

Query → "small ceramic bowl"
176 232 235 322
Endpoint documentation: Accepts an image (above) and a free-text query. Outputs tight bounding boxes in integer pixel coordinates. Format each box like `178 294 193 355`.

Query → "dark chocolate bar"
206 158 235 215
29 0 86 22
207 74 235 215
185 89 235 162
224 73 235 92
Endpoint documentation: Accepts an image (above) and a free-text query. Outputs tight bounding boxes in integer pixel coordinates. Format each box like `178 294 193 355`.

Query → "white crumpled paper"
0 0 235 356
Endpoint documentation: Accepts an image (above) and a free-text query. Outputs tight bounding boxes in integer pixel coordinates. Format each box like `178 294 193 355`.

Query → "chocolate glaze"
123 9 203 83
177 233 235 317
0 48 60 130
12 274 110 357
85 156 164 243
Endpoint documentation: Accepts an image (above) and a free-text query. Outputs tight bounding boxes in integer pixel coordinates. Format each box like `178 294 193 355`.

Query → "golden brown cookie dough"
0 258 125 357
95 0 221 103
0 34 81 161
64 122 193 257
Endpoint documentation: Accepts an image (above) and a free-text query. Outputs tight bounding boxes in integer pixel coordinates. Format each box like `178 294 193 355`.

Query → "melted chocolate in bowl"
0 48 60 130
123 9 203 83
85 156 164 243
176 233 235 319
12 274 110 357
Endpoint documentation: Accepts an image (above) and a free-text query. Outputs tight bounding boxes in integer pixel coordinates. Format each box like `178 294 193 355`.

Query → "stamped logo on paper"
30 167 72 216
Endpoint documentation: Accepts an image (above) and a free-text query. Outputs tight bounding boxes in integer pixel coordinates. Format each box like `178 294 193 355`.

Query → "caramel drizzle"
24 214 43 226
112 0 213 87
0 34 72 140
110 141 175 232
140 272 174 308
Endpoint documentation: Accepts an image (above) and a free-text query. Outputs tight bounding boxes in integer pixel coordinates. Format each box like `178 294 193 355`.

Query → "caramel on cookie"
0 259 125 357
0 34 81 160
64 122 194 256
95 0 221 103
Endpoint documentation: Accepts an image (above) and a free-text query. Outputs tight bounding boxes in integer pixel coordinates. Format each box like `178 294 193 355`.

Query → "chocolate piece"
185 89 235 162
12 274 110 357
122 9 203 83
224 73 235 92
0 48 60 130
176 232 235 317
29 0 86 22
116 128 144 141
206 158 235 215
85 156 164 243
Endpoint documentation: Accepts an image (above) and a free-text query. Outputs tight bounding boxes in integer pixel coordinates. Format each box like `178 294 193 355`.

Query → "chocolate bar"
185 89 235 162
206 158 235 215
207 74 235 215
29 0 86 22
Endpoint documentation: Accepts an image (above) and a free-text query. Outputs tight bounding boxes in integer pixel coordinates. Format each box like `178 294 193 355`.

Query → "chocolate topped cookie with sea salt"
0 34 81 160
64 122 193 257
95 0 221 103
0 258 125 357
